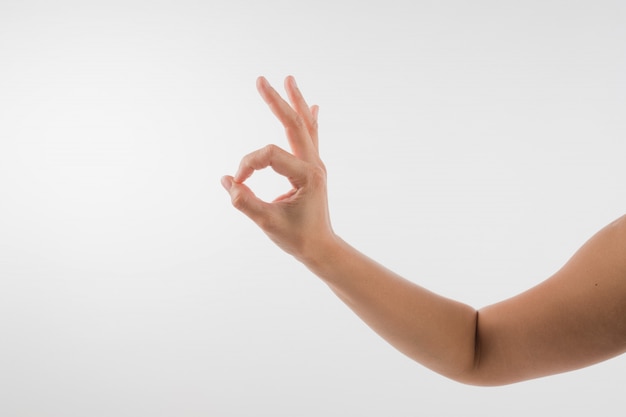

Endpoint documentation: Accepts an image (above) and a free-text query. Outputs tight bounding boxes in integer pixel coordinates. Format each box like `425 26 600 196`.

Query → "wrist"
296 232 347 277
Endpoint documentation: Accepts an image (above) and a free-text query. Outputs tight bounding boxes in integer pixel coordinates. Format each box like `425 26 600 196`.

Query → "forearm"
302 235 479 381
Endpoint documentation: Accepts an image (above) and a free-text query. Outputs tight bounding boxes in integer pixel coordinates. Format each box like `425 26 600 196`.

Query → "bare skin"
221 75 626 386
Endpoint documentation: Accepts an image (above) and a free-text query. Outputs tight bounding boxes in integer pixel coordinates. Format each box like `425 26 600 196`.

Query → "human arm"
221 76 626 386
306 216 626 386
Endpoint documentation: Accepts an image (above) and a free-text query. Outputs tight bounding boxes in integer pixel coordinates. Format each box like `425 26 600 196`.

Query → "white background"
1 1 625 416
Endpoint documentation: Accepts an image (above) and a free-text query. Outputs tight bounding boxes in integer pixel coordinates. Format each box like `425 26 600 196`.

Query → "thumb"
221 175 269 225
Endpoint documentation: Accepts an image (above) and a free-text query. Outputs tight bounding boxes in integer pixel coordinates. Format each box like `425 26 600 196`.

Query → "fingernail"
221 176 233 191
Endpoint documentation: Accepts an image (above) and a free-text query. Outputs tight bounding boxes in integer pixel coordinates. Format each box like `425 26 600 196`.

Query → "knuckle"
230 188 247 210
240 150 256 168
262 144 279 164
310 118 319 132
289 113 305 131
241 145 277 171
308 163 327 184
263 143 278 155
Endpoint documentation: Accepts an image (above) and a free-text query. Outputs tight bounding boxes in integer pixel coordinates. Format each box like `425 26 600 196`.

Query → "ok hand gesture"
221 76 335 262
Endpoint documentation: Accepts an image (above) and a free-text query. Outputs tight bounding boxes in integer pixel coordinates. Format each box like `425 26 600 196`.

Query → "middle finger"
256 76 316 161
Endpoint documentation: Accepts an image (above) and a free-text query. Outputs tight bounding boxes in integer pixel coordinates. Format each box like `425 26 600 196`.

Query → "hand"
221 76 335 262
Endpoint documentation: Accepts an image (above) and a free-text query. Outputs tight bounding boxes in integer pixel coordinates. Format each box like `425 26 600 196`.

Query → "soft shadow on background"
1 1 625 416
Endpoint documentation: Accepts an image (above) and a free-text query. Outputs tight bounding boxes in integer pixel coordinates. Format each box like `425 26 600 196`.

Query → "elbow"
434 311 519 387
431 311 503 387
444 369 516 387
442 359 522 387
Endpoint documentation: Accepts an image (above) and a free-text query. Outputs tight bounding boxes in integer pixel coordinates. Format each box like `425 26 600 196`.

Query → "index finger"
234 144 308 190
257 76 316 161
